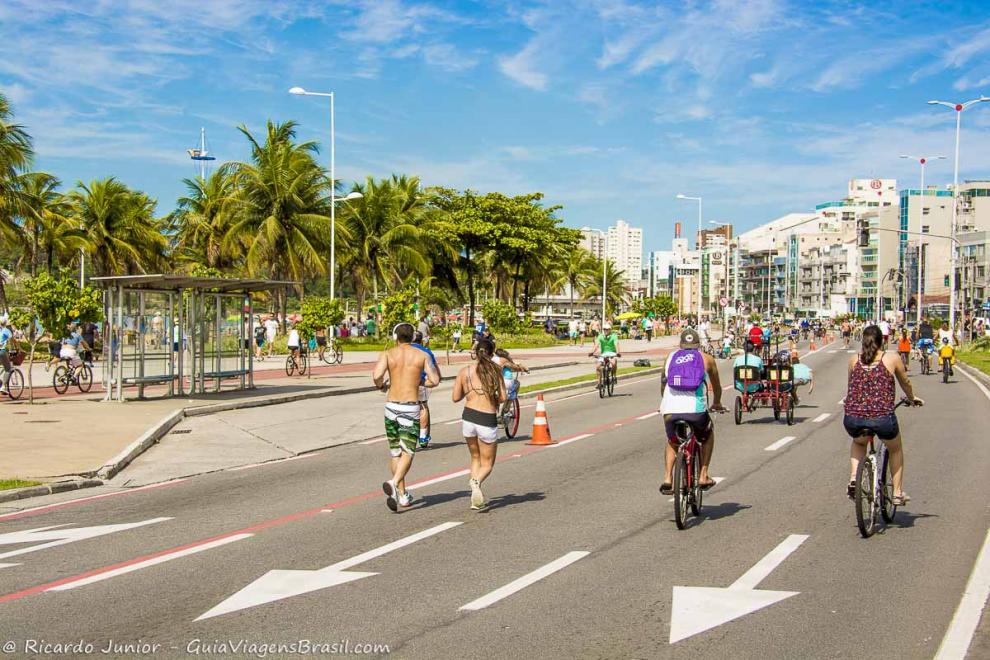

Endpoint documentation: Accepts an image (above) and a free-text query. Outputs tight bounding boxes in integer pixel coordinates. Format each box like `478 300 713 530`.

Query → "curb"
93 359 582 482
0 478 103 504
959 361 990 391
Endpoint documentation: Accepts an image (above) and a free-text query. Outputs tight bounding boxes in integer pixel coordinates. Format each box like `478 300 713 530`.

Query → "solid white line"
549 433 593 448
459 551 589 611
48 534 254 591
0 480 189 522
730 534 809 590
764 436 797 451
812 413 831 423
445 419 461 425
407 469 471 491
828 350 839 354
636 411 660 420
935 365 990 659
359 436 386 445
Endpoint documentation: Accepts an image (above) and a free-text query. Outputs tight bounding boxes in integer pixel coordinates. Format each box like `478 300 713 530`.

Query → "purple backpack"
667 349 705 391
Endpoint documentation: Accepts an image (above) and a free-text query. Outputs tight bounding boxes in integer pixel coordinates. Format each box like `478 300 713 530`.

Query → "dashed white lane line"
764 436 797 451
459 551 590 611
228 454 317 471
47 534 254 591
828 349 840 354
636 411 660 420
359 436 386 445
445 419 461 425
550 433 593 448
812 413 831 423
838 397 845 405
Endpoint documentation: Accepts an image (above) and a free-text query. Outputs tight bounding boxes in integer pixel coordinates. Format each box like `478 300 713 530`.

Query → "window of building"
922 225 930 233
922 208 930 215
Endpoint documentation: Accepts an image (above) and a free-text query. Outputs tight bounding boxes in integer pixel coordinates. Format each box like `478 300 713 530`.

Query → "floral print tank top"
844 358 895 418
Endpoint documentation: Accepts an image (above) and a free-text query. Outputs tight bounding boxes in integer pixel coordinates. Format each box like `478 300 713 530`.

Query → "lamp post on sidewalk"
899 153 945 325
927 96 990 332
289 87 364 300
677 194 703 323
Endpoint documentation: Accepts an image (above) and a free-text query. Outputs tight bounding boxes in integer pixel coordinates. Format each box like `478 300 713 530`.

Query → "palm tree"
170 168 240 271
68 177 168 276
18 172 88 274
0 92 33 310
585 258 629 317
338 175 430 316
224 120 332 322
553 246 599 317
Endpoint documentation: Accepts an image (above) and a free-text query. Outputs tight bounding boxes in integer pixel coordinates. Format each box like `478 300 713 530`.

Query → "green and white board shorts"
384 402 421 457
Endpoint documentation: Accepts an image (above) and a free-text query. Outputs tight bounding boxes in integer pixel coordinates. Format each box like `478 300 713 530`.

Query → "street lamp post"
289 87 362 300
899 153 945 325
927 96 990 332
677 194 703 323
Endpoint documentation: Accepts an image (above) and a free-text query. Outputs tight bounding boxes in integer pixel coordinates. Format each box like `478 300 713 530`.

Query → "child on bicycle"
493 348 528 400
939 337 955 376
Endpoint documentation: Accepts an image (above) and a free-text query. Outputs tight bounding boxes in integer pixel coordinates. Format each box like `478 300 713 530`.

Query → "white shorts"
598 352 617 362
418 386 431 402
462 420 498 444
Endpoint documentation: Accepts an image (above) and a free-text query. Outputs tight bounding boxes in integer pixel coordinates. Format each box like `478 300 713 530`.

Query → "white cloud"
498 41 549 90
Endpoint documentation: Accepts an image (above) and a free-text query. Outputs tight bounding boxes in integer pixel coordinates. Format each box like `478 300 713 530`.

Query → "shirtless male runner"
372 322 440 512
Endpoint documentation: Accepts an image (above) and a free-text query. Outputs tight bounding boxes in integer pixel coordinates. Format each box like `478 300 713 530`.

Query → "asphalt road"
1 339 989 659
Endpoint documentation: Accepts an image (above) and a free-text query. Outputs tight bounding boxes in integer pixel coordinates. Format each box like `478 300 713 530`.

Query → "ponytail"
861 324 882 365
474 339 502 407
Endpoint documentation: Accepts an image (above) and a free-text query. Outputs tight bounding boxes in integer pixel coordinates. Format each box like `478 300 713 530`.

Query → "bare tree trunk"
466 247 476 328
0 271 8 314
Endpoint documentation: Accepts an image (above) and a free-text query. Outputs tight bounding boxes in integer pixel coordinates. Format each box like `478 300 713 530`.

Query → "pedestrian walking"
372 323 440 512
452 338 506 510
263 315 278 356
452 325 462 352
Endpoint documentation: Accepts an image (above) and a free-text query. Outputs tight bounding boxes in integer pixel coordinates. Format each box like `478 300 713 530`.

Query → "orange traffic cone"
527 394 555 445
810 338 817 351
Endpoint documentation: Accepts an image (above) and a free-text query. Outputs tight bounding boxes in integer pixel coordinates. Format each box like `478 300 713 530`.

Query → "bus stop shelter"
92 275 295 401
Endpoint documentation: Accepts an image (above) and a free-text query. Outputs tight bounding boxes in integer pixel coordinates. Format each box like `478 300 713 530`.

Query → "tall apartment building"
606 220 643 285
578 227 606 260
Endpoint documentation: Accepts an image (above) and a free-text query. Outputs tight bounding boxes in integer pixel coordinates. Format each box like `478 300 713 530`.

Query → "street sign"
870 179 882 190
719 297 729 307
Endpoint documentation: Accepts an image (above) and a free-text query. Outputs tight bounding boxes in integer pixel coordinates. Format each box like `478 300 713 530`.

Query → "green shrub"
481 299 521 333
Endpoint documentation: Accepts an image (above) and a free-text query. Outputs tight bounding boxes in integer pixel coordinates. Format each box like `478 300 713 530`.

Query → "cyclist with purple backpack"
659 329 726 495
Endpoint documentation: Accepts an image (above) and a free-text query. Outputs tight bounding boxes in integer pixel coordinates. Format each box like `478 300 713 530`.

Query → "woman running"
452 338 506 510
843 325 922 505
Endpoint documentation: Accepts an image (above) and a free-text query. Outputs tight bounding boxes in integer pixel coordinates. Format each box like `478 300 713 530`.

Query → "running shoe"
417 436 431 449
383 480 398 512
398 491 414 508
469 478 485 510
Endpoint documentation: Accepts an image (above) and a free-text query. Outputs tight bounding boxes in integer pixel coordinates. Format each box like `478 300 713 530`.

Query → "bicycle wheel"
734 396 742 425
298 355 308 376
879 453 896 523
285 356 295 377
53 365 70 395
607 368 615 396
772 397 781 420
320 346 334 365
854 455 877 538
8 368 24 400
77 365 93 393
598 371 605 398
503 398 520 439
690 450 702 516
673 450 689 530
943 359 949 383
786 396 795 426
334 343 343 364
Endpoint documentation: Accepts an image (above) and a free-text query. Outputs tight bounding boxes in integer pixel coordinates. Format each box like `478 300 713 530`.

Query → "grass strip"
518 366 656 395
959 350 990 379
0 479 42 491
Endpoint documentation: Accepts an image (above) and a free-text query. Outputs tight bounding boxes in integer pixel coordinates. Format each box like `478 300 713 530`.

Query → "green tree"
297 295 344 338
553 246 599 318
585 259 629 317
68 178 168 276
0 93 34 311
17 173 88 275
481 298 520 333
379 287 417 339
225 120 332 326
170 169 240 271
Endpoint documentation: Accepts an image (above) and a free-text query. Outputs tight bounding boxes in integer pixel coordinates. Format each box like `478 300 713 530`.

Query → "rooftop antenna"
186 127 216 179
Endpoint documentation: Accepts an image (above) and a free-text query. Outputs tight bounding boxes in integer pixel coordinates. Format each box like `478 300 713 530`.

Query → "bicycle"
918 344 932 375
285 350 308 376
942 355 953 383
53 359 93 394
672 407 724 530
2 350 24 400
596 356 618 398
853 398 917 538
499 388 520 439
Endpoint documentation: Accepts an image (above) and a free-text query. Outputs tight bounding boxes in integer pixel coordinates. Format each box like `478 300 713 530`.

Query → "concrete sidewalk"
2 337 677 482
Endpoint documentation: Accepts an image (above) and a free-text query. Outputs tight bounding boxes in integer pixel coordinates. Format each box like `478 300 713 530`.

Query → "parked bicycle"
320 338 344 365
853 398 916 538
53 358 93 394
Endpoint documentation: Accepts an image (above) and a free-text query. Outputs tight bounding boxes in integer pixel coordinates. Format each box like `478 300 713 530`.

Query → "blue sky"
3 0 990 253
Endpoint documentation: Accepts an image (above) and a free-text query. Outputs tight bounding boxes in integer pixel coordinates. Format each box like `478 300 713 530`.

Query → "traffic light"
857 218 870 247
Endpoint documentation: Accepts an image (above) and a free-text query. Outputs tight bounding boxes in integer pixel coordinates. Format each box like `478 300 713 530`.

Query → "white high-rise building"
606 220 643 284
579 227 606 260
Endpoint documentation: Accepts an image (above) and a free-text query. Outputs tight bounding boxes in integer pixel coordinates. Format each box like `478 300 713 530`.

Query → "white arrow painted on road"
669 534 808 644
196 522 462 620
0 518 171 561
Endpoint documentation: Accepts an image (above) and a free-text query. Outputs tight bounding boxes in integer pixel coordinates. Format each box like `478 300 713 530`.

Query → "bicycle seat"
672 420 694 442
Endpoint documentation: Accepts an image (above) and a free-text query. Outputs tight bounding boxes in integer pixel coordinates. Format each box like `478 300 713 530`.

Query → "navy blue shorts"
843 414 899 441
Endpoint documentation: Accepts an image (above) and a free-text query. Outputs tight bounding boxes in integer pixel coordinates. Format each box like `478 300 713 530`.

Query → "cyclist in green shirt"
588 326 621 382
